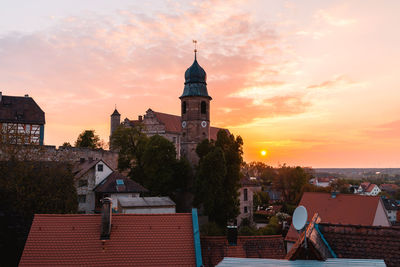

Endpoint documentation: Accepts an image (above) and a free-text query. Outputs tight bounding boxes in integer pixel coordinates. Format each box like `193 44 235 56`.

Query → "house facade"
236 177 262 226
357 182 381 196
74 159 147 213
0 92 45 145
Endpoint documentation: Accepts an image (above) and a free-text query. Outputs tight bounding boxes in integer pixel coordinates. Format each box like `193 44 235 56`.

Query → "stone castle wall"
0 145 119 170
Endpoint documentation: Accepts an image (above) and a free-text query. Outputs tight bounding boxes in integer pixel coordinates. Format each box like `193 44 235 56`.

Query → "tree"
195 130 243 227
273 165 311 205
111 125 149 185
75 130 101 149
253 191 270 211
60 142 72 148
242 162 276 186
111 126 194 211
0 160 77 266
142 135 178 195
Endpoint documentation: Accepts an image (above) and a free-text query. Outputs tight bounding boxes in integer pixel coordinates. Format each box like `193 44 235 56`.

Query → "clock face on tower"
201 121 207 128
182 121 187 128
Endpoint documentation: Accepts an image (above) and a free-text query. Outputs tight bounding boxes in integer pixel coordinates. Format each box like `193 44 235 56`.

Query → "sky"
1 0 399 168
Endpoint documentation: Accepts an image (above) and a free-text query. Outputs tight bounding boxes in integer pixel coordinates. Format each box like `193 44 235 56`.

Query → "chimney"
227 225 237 246
24 94 29 98
100 197 112 240
331 191 337 199
138 115 143 122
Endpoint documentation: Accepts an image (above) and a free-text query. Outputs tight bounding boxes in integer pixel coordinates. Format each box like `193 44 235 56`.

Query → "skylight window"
116 179 124 185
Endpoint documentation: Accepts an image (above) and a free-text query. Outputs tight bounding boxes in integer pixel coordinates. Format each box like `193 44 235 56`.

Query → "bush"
200 222 225 236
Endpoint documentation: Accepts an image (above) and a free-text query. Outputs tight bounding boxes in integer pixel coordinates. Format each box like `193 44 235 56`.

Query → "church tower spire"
180 43 212 166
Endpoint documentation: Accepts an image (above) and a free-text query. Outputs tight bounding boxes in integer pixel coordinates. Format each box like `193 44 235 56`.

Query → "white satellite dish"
293 205 308 231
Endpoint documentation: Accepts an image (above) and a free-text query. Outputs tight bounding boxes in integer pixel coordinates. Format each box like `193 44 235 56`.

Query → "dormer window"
97 164 103 172
201 101 206 114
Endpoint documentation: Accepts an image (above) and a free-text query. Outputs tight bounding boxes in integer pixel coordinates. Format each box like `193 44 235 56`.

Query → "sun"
260 150 267 156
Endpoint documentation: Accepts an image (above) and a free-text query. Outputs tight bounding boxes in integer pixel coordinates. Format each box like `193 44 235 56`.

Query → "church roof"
180 55 211 99
154 111 228 139
111 108 120 116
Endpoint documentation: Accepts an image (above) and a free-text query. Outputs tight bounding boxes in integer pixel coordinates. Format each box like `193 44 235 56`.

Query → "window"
97 164 103 172
244 188 248 201
244 206 248 213
78 179 88 187
201 101 206 114
116 179 124 185
173 137 177 143
182 101 187 114
78 195 86 203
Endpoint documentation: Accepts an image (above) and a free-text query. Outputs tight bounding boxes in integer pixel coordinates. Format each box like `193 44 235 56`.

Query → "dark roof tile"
0 95 45 124
201 235 285 267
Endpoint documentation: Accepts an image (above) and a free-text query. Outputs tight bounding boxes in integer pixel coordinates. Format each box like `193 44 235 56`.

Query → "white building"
74 159 148 213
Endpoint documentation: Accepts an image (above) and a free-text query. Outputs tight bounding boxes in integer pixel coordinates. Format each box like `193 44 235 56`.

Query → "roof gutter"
192 208 203 267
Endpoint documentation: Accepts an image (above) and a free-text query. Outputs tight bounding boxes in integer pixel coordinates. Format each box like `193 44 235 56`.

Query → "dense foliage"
194 130 243 227
0 160 77 266
111 126 193 211
75 130 102 149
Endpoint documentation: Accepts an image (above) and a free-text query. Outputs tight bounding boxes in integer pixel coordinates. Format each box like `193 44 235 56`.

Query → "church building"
110 52 228 166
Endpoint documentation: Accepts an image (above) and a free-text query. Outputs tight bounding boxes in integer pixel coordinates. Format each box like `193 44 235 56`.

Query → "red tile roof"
154 111 229 140
201 236 285 267
285 192 384 242
19 213 196 266
380 183 400 192
154 112 182 133
319 223 400 267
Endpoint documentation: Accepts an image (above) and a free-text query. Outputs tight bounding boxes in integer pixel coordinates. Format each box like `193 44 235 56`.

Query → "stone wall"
0 145 118 170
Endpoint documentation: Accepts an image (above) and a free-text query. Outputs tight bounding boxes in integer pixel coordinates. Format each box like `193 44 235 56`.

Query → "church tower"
180 49 212 166
109 108 120 149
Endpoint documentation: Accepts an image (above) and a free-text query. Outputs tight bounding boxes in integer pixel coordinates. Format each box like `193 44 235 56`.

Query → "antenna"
293 205 308 249
293 205 307 231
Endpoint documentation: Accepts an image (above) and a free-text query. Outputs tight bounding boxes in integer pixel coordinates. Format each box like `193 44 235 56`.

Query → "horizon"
1 0 399 168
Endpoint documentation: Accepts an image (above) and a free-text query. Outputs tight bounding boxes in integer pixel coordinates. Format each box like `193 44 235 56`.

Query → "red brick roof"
319 223 400 267
201 236 285 267
285 192 384 242
19 213 196 266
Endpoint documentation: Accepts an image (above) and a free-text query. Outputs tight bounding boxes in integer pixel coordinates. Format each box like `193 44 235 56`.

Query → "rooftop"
0 94 45 124
19 213 197 266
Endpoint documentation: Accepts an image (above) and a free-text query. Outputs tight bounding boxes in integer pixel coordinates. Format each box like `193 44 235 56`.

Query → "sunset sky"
1 0 399 167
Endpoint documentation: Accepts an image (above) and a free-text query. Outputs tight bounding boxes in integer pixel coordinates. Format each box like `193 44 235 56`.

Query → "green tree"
273 165 311 205
111 127 193 211
75 130 102 149
195 130 243 227
142 135 178 195
253 191 270 211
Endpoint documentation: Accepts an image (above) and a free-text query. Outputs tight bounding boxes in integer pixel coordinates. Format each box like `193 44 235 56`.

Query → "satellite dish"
293 205 308 231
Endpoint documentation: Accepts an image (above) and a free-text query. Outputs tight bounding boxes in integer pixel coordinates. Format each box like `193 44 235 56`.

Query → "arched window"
201 101 206 114
182 101 187 114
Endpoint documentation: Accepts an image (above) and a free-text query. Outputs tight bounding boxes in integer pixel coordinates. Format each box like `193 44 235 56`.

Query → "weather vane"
193 40 197 57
